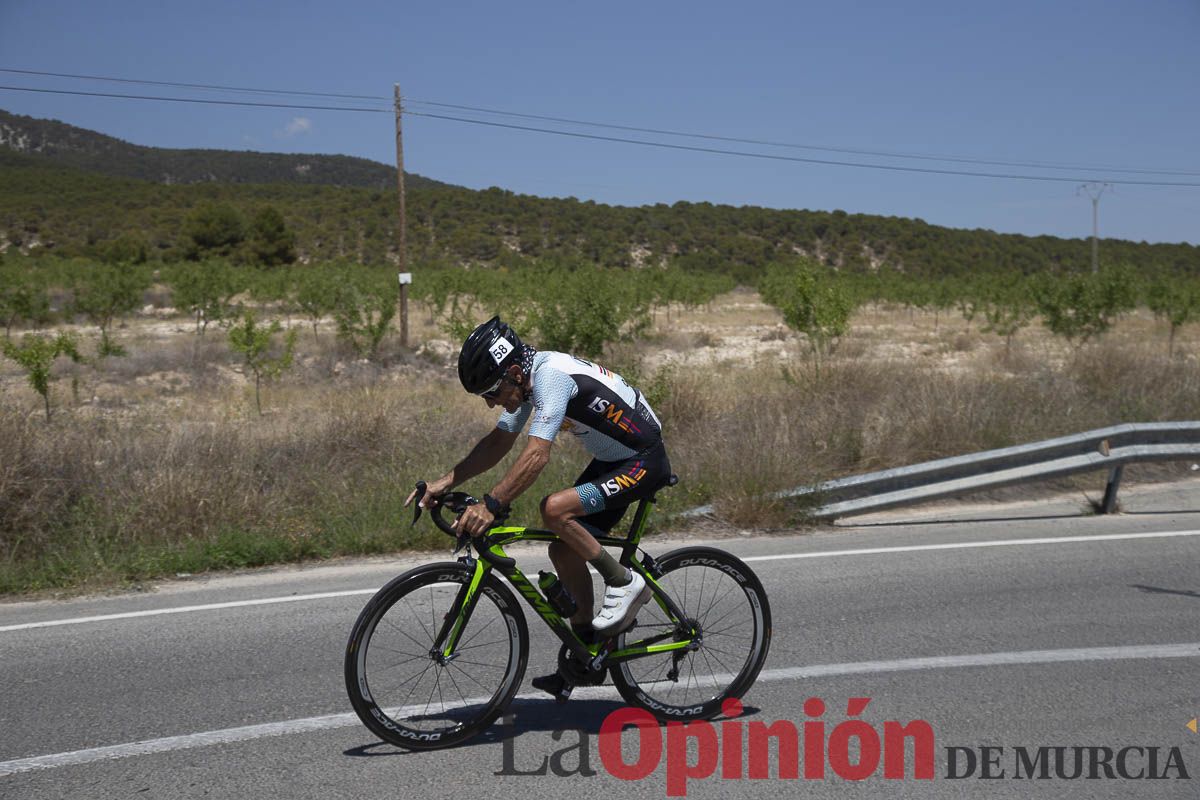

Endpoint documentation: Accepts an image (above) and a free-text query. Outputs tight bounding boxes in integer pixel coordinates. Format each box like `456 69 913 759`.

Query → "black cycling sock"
589 550 630 585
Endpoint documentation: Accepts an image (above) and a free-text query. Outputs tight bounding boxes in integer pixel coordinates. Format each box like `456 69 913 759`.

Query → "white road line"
740 529 1200 563
3 529 1198 634
2 641 1196 777
0 590 377 633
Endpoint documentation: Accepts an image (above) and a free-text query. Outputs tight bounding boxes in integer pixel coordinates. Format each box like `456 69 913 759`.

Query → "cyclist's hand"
406 477 452 509
453 503 495 538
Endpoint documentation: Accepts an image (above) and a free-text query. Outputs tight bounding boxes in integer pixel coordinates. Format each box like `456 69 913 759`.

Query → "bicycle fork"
429 556 492 663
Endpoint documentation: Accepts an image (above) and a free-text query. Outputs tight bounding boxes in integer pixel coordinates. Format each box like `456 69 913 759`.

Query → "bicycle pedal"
555 684 574 704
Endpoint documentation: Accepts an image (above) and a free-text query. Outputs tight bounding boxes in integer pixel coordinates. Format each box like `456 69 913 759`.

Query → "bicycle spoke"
702 640 750 659
420 665 443 719
368 644 429 660
383 613 432 652
400 593 436 644
378 658 437 706
453 637 507 653
695 586 742 628
702 624 752 641
449 657 510 669
441 663 470 706
453 617 490 651
370 653 429 672
700 642 724 690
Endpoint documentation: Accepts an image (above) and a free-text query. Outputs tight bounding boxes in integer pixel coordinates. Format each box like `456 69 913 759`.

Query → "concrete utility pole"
394 83 409 348
1078 182 1111 274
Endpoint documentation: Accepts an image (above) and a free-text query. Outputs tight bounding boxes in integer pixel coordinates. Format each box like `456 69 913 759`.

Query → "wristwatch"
483 493 508 516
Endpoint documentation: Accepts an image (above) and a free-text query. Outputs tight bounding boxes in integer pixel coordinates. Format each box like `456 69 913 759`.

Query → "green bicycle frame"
432 496 697 668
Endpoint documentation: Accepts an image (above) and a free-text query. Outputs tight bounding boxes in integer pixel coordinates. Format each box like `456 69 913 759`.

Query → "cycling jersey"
496 351 662 462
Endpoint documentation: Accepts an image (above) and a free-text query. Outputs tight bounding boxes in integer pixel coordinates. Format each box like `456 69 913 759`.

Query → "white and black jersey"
496 351 662 461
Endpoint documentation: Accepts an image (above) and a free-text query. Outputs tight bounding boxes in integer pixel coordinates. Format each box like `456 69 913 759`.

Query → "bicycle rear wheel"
344 562 528 749
611 546 771 721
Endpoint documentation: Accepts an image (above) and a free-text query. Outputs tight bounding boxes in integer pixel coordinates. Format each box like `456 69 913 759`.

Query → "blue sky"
1 0 1198 245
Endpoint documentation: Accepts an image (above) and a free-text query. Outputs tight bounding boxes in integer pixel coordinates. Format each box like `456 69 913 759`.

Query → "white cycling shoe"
592 571 651 634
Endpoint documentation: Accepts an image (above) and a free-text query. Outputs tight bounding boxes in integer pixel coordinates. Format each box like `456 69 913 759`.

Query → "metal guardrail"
682 422 1200 521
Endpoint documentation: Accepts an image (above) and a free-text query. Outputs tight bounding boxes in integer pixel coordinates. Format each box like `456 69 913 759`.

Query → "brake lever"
450 494 479 555
412 481 427 527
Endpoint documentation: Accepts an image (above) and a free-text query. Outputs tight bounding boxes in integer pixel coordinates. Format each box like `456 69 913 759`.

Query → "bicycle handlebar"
411 482 514 567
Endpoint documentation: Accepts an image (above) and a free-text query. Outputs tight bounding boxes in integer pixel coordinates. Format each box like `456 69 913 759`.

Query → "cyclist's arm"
488 363 574 505
488 435 552 507
409 427 519 507
447 427 520 487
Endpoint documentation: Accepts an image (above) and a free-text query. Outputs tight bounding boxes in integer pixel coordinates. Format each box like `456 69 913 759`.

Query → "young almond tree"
295 266 341 342
169 259 243 335
228 311 297 415
761 259 855 376
333 273 397 359
1145 274 1200 357
1 332 83 421
980 274 1035 358
1 279 51 339
71 263 149 357
1032 266 1137 346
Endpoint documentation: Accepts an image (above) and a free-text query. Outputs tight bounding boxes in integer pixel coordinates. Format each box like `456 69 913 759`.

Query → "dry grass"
3 291 1200 594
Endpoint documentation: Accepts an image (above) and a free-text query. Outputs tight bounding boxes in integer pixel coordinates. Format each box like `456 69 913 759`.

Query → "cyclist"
406 316 670 688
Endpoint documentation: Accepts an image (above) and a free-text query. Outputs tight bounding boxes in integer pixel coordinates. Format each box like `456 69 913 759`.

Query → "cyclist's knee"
540 492 577 527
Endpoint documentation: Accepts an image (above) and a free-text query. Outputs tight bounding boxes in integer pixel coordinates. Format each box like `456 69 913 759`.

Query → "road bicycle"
344 476 771 750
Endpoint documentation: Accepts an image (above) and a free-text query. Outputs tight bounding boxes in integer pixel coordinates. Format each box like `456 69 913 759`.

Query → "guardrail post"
1101 465 1124 514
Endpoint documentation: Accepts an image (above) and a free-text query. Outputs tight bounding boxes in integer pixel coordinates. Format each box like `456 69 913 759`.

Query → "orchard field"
3 255 1200 595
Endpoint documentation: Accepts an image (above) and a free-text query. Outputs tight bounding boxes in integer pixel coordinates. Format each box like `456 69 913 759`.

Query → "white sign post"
397 273 412 347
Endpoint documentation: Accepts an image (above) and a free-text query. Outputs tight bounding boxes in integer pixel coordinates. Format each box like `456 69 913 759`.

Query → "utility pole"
394 83 409 348
1078 182 1111 274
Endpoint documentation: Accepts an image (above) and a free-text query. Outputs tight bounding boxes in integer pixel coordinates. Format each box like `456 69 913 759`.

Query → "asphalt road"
2 483 1199 799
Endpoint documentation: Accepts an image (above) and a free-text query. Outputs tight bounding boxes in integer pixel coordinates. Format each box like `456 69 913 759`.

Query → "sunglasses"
479 375 514 400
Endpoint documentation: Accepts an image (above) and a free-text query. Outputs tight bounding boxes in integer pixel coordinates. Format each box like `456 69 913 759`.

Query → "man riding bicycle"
406 316 671 691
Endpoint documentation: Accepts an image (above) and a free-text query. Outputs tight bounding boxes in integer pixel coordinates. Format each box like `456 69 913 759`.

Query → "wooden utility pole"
394 83 409 347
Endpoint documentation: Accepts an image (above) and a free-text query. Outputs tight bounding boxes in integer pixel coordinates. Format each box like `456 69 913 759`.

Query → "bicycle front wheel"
611 546 771 721
344 562 528 749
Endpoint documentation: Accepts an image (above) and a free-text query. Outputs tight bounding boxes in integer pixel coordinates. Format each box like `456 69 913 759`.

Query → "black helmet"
458 315 523 394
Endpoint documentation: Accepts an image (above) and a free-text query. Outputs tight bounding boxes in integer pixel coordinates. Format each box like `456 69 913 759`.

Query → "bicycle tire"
344 562 528 750
611 546 771 721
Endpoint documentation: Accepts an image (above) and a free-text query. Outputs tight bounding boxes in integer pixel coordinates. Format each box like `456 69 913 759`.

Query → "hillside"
0 109 449 190
2 111 1198 278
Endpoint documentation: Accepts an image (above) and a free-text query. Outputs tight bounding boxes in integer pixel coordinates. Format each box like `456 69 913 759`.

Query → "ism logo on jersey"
599 464 648 497
586 396 641 435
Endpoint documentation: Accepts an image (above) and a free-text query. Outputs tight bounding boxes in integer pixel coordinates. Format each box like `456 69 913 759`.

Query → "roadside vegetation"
3 252 1200 595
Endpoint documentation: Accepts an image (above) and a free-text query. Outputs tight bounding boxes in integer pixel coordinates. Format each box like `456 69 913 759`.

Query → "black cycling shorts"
572 440 671 534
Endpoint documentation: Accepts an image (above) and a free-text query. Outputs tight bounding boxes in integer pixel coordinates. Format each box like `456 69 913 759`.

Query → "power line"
403 98 1200 178
0 67 383 101
404 110 1200 188
0 85 389 113
4 83 1200 187
6 66 1199 179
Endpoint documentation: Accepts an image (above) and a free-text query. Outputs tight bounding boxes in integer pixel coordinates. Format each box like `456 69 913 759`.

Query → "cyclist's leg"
540 491 603 619
542 457 618 624
541 443 671 629
547 539 593 626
